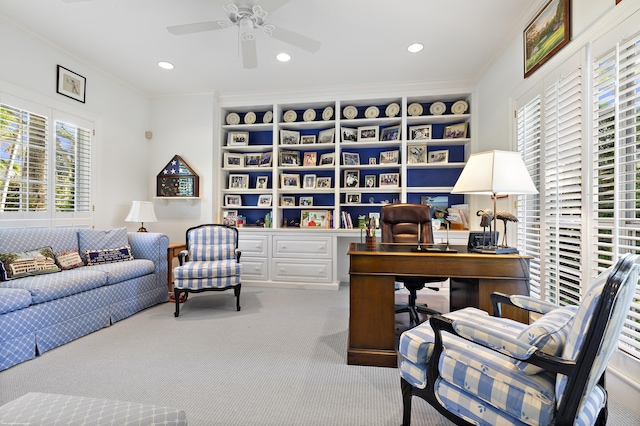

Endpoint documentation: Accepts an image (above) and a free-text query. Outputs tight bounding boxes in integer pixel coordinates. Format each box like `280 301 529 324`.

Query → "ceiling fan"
167 0 321 69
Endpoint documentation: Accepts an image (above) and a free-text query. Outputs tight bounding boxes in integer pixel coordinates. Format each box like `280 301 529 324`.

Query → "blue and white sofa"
0 227 169 371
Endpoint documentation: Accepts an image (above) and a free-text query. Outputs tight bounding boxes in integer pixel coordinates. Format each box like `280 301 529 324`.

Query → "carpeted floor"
0 285 638 425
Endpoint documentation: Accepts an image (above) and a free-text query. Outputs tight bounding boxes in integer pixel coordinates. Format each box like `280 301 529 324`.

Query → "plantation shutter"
55 119 91 212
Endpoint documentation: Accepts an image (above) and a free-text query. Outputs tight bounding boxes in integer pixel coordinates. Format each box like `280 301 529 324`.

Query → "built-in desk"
347 243 531 367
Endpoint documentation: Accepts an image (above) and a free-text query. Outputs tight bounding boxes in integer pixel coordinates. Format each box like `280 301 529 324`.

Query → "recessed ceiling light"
158 61 175 70
276 53 291 62
407 43 424 53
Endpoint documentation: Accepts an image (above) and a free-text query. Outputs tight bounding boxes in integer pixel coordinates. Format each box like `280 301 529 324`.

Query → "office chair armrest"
177 250 189 266
491 292 559 318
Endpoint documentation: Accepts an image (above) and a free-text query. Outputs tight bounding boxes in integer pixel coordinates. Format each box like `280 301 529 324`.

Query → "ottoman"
0 392 187 425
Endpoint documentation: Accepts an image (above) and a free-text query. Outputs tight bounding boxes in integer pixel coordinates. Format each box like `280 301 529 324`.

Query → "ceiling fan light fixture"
407 43 424 53
158 61 175 70
276 53 291 62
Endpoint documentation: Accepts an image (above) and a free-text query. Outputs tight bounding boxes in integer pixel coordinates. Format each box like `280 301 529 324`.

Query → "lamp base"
137 226 148 232
470 246 519 255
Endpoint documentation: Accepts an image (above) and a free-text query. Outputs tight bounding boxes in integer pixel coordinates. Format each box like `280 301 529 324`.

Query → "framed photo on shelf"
443 122 468 139
346 193 361 204
223 210 238 227
341 127 358 142
379 173 399 187
259 152 272 167
303 174 317 189
280 173 300 188
318 128 335 144
524 0 570 78
316 177 332 188
407 145 427 164
300 210 330 228
357 125 379 142
280 196 295 206
301 135 316 144
56 65 86 103
409 124 432 140
379 150 399 165
319 152 335 166
342 152 360 166
380 125 401 141
256 175 269 189
299 196 313 206
257 194 272 207
280 129 300 145
223 152 244 168
224 194 241 206
279 150 300 166
303 152 317 166
227 132 249 146
244 153 262 167
428 149 449 163
369 158 377 165
228 174 249 189
344 169 360 188
364 175 376 188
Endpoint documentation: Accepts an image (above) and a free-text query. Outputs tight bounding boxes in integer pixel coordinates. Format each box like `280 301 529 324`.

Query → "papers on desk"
446 204 470 229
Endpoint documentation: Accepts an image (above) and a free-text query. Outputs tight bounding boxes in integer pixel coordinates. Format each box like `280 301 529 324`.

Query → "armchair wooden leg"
174 289 183 317
234 284 241 311
401 377 413 426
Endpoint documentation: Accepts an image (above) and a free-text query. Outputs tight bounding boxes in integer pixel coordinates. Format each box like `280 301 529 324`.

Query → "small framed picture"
407 145 427 164
279 150 300 166
301 135 316 144
380 150 399 165
428 149 449 163
357 125 379 142
256 175 269 189
344 169 360 188
380 125 401 141
224 194 241 206
223 210 238 227
303 152 317 166
280 129 300 145
280 173 300 188
227 131 249 146
342 152 360 166
299 196 313 206
364 175 376 188
346 193 361 204
56 65 86 103
303 174 317 189
244 153 262 167
443 123 468 139
341 127 358 142
409 124 432 140
379 173 399 187
369 158 377 165
316 177 332 188
228 174 249 189
300 210 331 228
318 128 335 144
280 196 295 206
260 152 273 167
223 152 245 168
319 152 335 166
257 194 272 207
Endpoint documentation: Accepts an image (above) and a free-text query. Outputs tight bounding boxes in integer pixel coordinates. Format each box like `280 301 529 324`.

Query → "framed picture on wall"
523 0 571 78
56 65 86 103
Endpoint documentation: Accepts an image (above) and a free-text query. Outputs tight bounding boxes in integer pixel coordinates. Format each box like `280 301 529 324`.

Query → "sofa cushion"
78 227 128 263
0 288 32 314
86 245 133 266
87 259 155 285
55 249 84 270
0 247 60 281
0 227 79 255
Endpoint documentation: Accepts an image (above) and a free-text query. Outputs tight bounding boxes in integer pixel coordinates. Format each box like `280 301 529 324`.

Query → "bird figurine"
476 209 494 247
496 211 518 247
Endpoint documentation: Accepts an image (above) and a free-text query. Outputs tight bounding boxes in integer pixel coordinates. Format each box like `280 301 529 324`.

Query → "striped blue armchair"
172 224 242 317
398 253 639 426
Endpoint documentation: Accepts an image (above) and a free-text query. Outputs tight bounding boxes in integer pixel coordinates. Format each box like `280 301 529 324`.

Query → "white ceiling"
0 0 544 98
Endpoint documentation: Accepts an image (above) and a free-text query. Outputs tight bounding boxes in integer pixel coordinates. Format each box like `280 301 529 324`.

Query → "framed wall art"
524 0 571 78
56 65 86 103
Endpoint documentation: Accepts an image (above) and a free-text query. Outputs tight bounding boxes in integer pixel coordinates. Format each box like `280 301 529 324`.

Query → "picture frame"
357 125 379 142
379 173 399 187
303 174 317 189
300 210 331 228
341 127 358 142
443 122 468 139
407 145 427 164
524 0 571 78
223 210 238 227
346 193 361 204
279 150 300 166
56 65 86 103
319 152 335 166
280 173 300 188
316 177 332 188
380 125 401 141
280 196 295 206
259 152 272 167
224 194 241 206
343 169 360 188
379 150 399 165
428 149 449 163
227 131 249 146
409 124 432 140
364 175 376 188
244 153 262 167
257 194 272 207
280 129 300 145
300 135 316 144
303 152 317 166
228 174 249 189
299 196 313 206
223 152 245 168
342 152 360 166
318 128 335 144
256 175 269 189
369 158 377 165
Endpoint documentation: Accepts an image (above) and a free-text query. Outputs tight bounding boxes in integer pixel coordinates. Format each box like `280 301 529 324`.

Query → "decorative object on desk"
451 100 469 114
303 108 316 122
452 150 538 254
443 122 468 139
429 101 446 115
385 102 400 117
322 106 334 121
364 106 379 118
343 105 358 119
496 210 518 247
156 155 199 197
524 0 570 78
283 110 297 122
125 201 157 232
380 125 401 141
227 131 249 146
357 125 379 142
476 208 494 238
408 103 423 116
225 112 240 125
244 111 256 124
56 65 86 103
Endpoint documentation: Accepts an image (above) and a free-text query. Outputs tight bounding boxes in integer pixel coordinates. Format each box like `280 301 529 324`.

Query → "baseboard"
608 364 640 416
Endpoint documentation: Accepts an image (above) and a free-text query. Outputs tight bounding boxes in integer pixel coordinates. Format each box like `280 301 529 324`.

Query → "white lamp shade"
451 150 538 195
125 201 158 223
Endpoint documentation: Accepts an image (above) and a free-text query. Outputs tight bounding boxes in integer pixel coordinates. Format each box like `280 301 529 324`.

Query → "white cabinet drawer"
241 258 268 281
273 259 332 283
272 236 332 259
239 235 268 257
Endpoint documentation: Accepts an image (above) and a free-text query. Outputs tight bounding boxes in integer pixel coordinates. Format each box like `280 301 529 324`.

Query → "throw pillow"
85 245 134 266
0 247 61 281
55 249 85 270
78 227 129 263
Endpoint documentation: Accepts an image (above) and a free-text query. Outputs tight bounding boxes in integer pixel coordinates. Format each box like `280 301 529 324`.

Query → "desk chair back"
381 203 434 244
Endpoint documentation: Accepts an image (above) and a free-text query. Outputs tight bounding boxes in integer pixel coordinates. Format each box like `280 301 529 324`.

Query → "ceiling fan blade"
270 26 320 53
167 21 228 36
242 37 258 69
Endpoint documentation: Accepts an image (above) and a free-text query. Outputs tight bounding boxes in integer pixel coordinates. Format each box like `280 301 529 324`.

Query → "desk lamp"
125 201 157 232
451 150 537 254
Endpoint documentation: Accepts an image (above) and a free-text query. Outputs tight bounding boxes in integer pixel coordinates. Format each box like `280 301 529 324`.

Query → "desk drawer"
239 235 268 257
273 236 332 259
241 258 268 281
273 259 332 283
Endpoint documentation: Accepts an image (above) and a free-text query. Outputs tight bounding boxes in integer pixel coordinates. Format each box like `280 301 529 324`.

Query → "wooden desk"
167 242 186 294
347 243 531 367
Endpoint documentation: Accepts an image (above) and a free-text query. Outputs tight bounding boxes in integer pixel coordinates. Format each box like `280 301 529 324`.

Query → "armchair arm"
235 249 242 263
177 250 189 266
491 292 559 318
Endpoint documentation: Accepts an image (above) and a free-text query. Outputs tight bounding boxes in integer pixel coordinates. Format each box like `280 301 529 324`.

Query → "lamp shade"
125 201 157 224
451 150 538 195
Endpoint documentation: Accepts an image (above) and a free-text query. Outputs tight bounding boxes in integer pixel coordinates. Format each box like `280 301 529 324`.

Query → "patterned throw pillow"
78 227 129 263
85 245 134 266
0 247 61 281
55 249 85 270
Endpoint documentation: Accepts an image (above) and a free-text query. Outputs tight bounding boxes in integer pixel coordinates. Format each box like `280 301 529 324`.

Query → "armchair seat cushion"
174 259 241 290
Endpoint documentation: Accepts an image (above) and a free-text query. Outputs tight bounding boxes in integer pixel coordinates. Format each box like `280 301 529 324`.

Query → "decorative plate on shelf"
385 103 400 117
283 110 297 122
343 105 358 119
226 112 240 125
429 102 446 115
408 103 423 116
263 111 273 123
322 106 334 120
451 100 469 115
364 106 379 119
244 111 256 124
303 108 316 122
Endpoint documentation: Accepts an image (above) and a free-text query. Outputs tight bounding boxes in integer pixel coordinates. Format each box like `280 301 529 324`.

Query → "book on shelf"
341 211 353 229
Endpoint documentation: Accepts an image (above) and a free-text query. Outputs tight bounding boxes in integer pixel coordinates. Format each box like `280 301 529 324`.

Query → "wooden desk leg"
348 274 397 367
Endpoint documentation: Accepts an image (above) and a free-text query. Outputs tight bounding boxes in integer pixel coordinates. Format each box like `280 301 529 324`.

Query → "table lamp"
125 201 157 232
451 150 537 254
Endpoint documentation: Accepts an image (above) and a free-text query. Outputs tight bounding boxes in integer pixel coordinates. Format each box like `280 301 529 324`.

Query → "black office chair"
381 204 444 326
